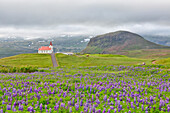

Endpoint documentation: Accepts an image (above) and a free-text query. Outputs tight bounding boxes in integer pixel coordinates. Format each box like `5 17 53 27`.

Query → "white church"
38 42 53 54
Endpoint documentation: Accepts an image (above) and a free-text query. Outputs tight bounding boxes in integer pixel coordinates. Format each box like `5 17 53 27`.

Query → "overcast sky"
0 0 170 38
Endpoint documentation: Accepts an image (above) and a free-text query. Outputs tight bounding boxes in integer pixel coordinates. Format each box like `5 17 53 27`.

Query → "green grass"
125 49 170 59
83 54 127 57
1 53 168 69
156 58 170 65
56 53 151 67
0 54 52 68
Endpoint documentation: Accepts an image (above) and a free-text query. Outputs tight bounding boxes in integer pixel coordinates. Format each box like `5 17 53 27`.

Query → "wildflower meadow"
0 65 169 113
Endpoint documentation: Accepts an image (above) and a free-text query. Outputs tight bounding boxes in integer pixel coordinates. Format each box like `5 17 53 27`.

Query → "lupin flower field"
0 65 169 113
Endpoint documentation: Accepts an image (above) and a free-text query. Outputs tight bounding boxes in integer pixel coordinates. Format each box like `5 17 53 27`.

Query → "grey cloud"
0 0 170 37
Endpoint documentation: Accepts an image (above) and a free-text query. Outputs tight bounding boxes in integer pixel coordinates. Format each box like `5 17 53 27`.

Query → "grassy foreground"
0 54 52 68
0 53 169 112
56 53 152 67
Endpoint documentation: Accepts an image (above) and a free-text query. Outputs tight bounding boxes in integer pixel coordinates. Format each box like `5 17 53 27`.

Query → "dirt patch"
152 60 156 64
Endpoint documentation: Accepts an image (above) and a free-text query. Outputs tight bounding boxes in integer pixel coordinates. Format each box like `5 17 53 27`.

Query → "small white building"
56 52 74 55
38 42 53 54
64 52 74 55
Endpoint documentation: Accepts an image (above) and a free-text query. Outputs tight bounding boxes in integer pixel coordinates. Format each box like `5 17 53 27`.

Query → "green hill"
0 54 52 68
82 31 170 54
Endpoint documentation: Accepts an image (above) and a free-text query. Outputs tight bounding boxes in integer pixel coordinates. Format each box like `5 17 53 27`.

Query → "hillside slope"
82 31 170 54
0 54 52 67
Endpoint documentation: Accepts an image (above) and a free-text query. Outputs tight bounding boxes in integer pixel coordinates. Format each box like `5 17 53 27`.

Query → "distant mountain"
0 35 89 58
1 32 170 58
82 31 170 54
143 35 170 46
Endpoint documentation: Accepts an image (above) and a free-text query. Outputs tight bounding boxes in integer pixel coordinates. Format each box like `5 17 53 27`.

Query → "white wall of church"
38 50 53 54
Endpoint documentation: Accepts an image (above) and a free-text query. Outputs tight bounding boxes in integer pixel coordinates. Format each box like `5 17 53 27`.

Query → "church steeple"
49 42 53 53
50 42 53 46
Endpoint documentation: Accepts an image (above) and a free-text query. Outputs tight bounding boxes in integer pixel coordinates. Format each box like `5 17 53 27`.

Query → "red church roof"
38 46 51 51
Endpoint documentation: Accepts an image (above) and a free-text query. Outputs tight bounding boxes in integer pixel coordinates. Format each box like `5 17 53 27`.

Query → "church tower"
49 42 53 53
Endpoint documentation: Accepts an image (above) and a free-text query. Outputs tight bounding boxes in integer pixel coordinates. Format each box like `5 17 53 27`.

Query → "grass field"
156 58 170 65
124 49 170 59
0 53 169 112
0 54 52 68
0 53 169 69
56 53 152 67
82 54 127 57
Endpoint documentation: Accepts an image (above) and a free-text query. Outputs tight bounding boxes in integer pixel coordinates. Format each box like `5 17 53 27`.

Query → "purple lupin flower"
7 105 11 110
142 104 144 111
72 98 75 106
46 109 48 113
27 106 34 112
103 95 107 102
68 101 72 106
32 102 34 106
89 107 92 113
85 103 89 108
92 95 94 102
59 98 63 102
84 107 88 112
80 99 83 106
110 106 114 110
2 101 5 105
97 109 101 113
45 105 47 109
119 105 122 111
40 103 43 111
12 105 16 112
69 107 72 113
145 107 148 111
102 108 106 113
96 93 100 97
92 107 95 112
75 103 79 110
54 103 59 110
167 107 170 112
159 106 161 111
118 107 121 112
96 99 100 104
0 109 3 113
108 109 111 113
8 97 10 102
25 101 28 106
49 108 52 113
114 108 117 113
18 104 23 111
90 87 92 93
61 103 65 108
